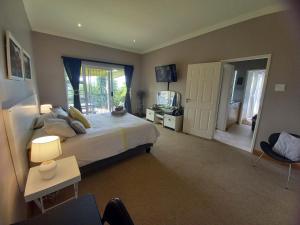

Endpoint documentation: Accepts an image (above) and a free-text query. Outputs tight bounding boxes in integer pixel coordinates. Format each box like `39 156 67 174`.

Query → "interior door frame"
215 54 272 152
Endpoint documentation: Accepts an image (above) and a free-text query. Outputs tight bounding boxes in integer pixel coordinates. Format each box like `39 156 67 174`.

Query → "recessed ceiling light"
77 23 82 28
133 39 136 43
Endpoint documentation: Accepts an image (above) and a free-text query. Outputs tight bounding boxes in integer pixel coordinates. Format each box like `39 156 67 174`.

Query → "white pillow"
44 118 76 138
26 128 66 149
273 132 300 161
34 112 56 129
51 106 69 118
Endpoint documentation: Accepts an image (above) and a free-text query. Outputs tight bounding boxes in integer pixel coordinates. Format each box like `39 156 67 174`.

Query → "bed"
3 95 159 192
61 112 160 167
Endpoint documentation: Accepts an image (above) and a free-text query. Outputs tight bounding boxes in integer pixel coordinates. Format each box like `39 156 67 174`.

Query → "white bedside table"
24 156 81 213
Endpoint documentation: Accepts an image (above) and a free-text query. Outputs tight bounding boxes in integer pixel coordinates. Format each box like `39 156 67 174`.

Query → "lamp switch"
274 84 286 92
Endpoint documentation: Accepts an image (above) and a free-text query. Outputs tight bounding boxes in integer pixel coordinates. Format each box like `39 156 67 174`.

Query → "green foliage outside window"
65 67 127 114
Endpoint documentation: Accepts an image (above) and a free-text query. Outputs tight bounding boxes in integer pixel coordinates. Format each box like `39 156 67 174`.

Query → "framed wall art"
6 31 24 80
22 49 32 80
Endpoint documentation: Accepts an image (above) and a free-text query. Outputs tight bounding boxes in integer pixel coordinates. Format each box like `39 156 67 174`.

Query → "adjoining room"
215 57 268 151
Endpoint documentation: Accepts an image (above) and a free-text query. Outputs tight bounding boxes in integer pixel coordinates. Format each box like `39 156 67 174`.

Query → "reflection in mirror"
157 91 181 107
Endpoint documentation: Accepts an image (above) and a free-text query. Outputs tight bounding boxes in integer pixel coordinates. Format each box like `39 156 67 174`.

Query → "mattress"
60 113 159 167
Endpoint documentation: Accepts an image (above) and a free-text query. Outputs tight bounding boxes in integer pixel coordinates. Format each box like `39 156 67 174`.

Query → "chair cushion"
273 131 300 161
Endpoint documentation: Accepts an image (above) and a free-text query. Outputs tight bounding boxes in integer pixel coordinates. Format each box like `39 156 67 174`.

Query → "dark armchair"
255 133 300 189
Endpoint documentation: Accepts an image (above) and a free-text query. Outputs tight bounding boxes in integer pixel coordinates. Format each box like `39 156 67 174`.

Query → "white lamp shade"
40 104 52 114
31 136 62 163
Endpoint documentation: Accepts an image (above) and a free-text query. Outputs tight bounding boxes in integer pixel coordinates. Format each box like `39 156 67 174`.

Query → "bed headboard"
3 95 39 192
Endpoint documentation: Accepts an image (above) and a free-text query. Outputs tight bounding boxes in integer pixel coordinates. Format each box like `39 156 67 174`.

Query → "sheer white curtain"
82 63 111 114
80 61 126 114
241 70 265 123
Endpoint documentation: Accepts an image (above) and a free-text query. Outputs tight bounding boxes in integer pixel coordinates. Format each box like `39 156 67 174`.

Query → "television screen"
155 64 177 82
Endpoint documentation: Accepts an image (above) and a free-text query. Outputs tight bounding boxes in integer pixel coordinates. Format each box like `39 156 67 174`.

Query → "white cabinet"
146 108 183 132
146 109 155 122
163 114 183 132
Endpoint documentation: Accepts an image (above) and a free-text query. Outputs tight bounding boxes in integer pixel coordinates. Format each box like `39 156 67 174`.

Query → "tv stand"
146 108 183 132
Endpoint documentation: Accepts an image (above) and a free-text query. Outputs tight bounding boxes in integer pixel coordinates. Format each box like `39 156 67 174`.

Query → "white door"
216 63 235 131
183 62 222 139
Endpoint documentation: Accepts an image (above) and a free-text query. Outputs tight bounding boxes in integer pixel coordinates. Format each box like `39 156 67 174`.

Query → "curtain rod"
61 56 133 67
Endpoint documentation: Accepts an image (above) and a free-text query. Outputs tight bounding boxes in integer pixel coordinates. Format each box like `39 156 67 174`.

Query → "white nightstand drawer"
164 114 175 128
164 118 175 129
146 109 155 121
163 114 183 131
164 114 175 122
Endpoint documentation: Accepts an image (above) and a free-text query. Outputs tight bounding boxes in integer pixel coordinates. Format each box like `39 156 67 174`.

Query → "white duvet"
60 113 159 167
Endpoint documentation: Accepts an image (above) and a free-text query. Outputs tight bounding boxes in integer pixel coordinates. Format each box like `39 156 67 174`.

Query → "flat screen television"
155 64 177 82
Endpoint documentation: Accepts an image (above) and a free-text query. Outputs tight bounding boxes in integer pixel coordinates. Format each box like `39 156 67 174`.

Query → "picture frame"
6 31 24 80
22 49 32 80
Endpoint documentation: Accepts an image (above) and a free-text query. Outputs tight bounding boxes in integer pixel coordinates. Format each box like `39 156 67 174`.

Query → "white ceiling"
23 0 285 54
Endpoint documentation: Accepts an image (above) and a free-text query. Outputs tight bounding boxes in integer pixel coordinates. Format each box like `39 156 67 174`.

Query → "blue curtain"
124 65 134 113
62 57 82 111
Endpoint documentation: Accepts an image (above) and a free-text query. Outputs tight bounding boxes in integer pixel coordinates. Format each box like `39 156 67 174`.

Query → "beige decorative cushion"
43 118 76 138
69 106 91 128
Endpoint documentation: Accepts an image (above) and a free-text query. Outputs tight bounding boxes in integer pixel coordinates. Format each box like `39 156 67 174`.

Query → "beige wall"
0 0 37 224
32 32 142 113
141 11 300 149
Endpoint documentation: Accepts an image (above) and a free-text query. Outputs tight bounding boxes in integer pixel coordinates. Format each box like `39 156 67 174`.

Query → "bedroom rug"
79 125 300 225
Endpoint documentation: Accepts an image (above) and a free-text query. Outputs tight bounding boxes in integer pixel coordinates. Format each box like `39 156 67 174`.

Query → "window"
65 61 127 114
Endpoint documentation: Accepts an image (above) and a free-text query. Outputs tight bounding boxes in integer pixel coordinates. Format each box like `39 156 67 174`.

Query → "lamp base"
39 160 57 180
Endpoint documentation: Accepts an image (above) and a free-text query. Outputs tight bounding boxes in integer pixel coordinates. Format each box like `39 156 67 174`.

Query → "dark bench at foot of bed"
12 194 102 225
80 143 153 177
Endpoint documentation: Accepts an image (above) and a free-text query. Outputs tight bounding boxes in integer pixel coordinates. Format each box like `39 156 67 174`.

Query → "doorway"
214 55 271 152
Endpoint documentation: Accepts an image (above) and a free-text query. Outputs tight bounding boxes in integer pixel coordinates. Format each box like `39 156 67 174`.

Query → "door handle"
186 98 191 103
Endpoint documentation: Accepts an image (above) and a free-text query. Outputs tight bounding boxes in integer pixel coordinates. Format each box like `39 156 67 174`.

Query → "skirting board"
253 149 300 170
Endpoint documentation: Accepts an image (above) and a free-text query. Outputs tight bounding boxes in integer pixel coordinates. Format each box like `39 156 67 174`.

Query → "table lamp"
40 104 52 114
31 136 62 180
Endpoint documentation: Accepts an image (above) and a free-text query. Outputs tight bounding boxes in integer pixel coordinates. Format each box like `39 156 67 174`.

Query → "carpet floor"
79 126 300 225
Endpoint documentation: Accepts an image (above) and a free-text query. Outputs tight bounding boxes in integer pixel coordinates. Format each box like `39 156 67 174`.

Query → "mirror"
157 91 181 108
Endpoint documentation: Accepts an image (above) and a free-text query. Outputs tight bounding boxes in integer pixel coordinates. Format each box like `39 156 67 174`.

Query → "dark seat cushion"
12 194 102 225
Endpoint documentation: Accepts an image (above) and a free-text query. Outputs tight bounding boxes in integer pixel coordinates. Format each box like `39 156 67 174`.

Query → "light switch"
274 84 286 92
